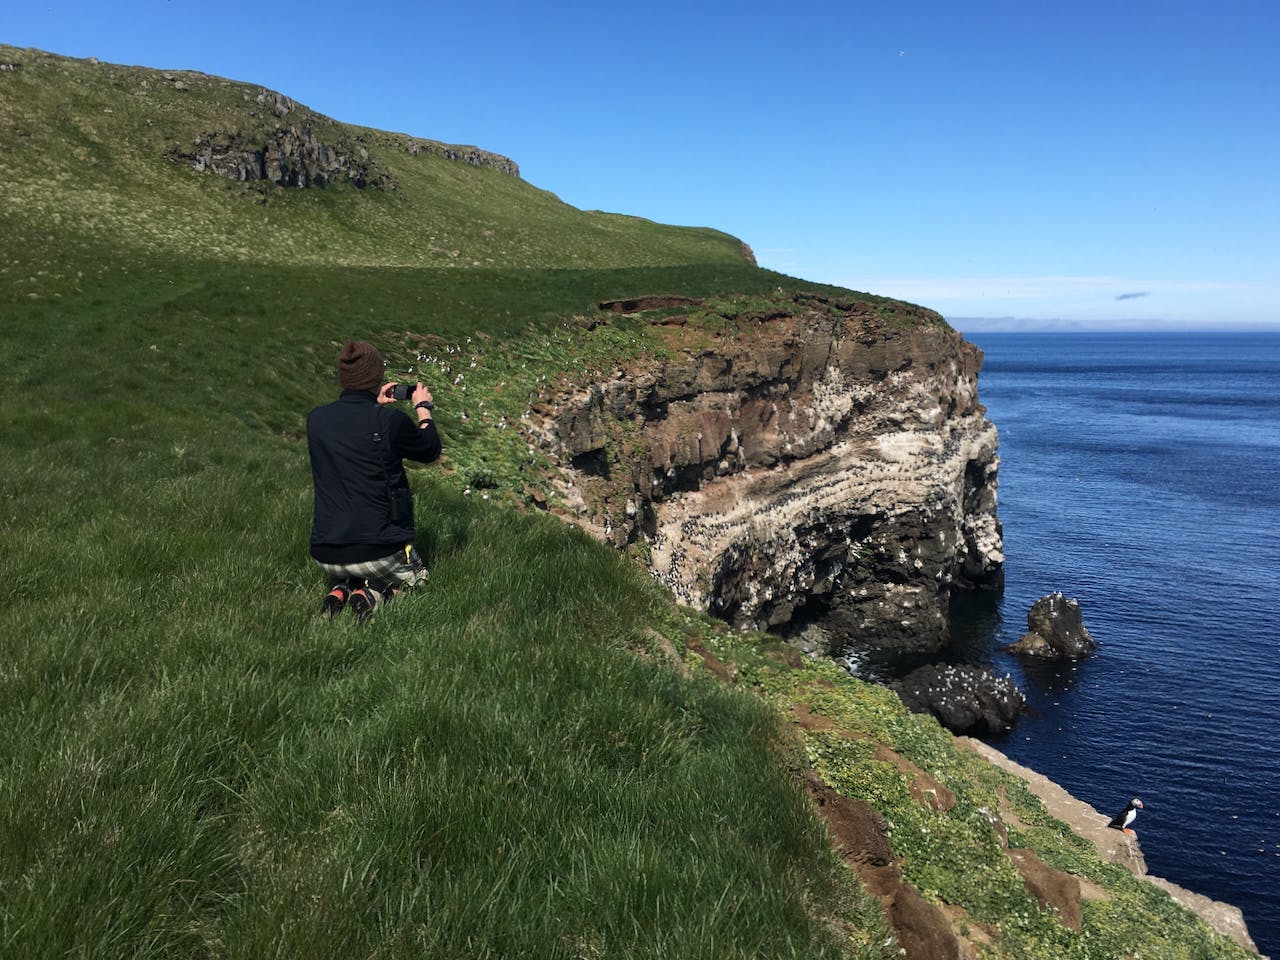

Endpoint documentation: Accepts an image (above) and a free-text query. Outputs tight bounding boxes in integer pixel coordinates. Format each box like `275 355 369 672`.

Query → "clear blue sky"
8 1 1279 329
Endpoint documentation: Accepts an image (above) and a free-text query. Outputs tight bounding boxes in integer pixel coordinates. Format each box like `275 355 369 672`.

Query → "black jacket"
307 390 441 563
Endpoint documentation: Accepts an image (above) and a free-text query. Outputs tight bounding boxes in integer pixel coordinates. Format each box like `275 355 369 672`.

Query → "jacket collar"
340 389 379 403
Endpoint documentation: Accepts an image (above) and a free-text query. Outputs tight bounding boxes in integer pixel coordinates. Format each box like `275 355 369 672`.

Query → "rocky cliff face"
528 293 1004 655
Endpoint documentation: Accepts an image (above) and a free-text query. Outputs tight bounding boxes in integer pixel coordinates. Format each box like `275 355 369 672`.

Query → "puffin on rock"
1107 798 1144 835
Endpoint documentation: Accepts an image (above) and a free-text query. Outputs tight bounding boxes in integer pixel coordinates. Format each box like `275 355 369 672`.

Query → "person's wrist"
414 400 433 411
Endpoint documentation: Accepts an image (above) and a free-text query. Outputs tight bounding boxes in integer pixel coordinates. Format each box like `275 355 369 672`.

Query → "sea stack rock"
890 663 1026 734
1006 592 1097 659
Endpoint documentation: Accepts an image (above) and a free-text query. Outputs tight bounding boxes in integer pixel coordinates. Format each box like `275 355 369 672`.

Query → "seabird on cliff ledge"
1107 798 1144 835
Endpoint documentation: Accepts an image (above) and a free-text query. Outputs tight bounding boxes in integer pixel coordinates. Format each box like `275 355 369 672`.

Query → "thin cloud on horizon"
949 316 1280 333
832 276 1258 300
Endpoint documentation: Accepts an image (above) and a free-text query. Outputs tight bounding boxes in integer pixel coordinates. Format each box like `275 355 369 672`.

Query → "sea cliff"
528 292 1004 655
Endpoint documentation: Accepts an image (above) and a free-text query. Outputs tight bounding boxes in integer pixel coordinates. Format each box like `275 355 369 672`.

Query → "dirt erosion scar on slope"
527 292 1004 657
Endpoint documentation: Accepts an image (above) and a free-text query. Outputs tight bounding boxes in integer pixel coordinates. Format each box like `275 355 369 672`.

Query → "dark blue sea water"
955 332 1280 955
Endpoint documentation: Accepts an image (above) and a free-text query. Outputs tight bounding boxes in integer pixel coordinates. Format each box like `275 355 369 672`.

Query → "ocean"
950 332 1280 954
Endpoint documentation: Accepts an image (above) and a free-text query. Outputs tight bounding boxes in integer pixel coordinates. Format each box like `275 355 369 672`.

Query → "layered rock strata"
528 294 1004 655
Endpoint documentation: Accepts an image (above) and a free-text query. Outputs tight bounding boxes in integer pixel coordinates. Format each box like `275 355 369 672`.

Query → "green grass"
1 469 868 958
0 233 900 957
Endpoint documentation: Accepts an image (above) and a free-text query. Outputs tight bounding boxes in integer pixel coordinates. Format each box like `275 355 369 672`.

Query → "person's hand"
377 382 399 405
412 383 433 407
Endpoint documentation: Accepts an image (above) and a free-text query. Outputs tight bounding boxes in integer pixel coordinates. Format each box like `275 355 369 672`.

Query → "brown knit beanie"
338 340 384 392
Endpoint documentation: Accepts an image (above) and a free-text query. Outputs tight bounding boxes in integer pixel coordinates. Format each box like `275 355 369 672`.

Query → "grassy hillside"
0 48 1256 959
0 44 748 271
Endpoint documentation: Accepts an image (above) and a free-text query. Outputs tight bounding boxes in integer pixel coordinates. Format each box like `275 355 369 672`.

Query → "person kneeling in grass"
306 339 440 622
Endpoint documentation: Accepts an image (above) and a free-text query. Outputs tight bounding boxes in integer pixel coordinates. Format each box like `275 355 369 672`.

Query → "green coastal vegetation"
0 46 1256 958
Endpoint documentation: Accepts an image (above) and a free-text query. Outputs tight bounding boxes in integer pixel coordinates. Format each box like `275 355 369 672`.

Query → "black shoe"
319 582 352 620
349 586 379 624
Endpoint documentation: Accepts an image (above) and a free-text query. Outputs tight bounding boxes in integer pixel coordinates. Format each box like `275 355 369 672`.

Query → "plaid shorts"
316 545 429 592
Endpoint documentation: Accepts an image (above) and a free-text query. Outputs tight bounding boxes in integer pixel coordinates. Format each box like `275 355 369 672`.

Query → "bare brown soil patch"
803 770 966 960
1006 847 1083 931
873 744 957 812
793 702 864 741
597 295 702 314
685 639 733 683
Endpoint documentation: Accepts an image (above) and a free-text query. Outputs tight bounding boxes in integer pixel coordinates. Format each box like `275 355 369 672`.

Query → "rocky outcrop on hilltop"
160 80 520 187
527 292 1004 655
403 137 520 177
173 122 396 189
